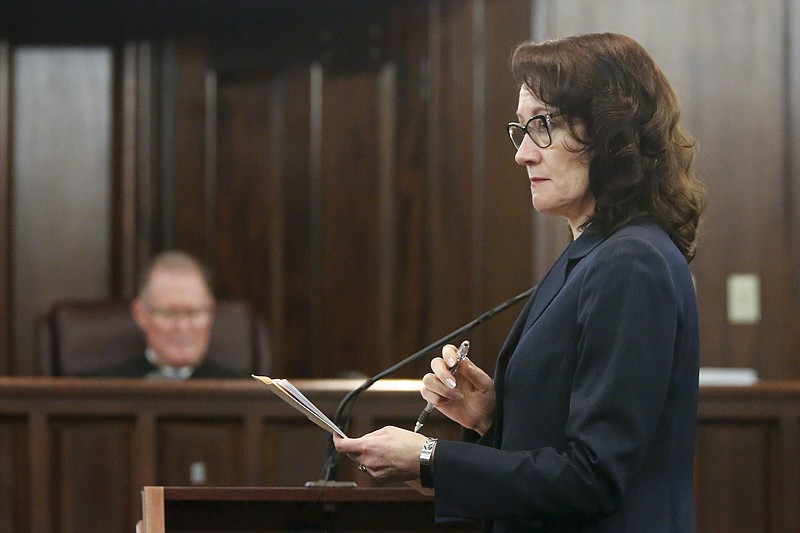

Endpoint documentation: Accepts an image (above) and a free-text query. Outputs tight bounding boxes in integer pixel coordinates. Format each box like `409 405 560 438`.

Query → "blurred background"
1 0 798 380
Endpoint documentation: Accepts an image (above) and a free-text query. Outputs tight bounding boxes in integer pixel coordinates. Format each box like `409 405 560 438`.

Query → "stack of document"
252 375 347 437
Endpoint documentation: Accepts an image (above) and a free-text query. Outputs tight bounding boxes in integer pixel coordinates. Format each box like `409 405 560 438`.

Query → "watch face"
421 437 438 461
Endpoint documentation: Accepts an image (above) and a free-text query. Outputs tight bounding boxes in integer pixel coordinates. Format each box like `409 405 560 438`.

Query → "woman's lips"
530 177 548 185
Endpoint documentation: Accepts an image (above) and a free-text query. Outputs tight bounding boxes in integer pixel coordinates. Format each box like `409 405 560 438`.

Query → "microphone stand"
308 285 536 486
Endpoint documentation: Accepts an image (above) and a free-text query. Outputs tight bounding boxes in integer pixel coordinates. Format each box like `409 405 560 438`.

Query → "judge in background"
335 32 706 532
87 250 243 379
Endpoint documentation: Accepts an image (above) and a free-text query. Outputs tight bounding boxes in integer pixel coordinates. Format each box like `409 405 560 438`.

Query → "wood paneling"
0 0 799 383
0 417 29 533
0 41 10 375
1 378 800 532
695 422 771 532
157 419 245 486
51 418 134 533
425 0 478 352
10 47 114 375
0 378 466 532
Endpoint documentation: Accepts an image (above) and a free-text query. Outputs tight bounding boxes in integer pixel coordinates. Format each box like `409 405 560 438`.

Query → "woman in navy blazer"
335 33 706 532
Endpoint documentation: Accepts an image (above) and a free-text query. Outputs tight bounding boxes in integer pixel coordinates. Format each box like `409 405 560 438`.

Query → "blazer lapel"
489 230 607 446
522 248 572 332
525 231 607 332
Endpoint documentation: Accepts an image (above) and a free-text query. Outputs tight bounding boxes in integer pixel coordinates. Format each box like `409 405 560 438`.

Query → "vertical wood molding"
425 0 442 331
0 40 10 374
28 413 51 532
119 42 140 296
172 36 213 257
378 63 398 369
133 413 158 493
266 75 287 377
789 0 800 314
203 68 218 268
470 0 486 317
159 40 177 249
117 40 158 297
242 414 263 486
308 63 324 374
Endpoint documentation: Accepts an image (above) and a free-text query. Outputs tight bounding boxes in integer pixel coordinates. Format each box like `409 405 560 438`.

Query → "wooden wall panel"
114 41 161 296
695 422 771 532
50 418 134 533
788 0 800 376
171 37 214 259
157 419 245 486
318 71 384 377
0 41 10 375
0 417 29 533
425 1 479 352
1 379 799 533
381 6 430 375
274 69 314 378
10 47 114 375
214 76 276 310
261 422 330 487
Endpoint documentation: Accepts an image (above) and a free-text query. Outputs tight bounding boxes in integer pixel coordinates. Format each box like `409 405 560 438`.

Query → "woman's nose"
514 136 541 166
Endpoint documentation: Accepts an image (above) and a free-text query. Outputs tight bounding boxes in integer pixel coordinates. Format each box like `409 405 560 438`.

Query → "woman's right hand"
421 344 495 435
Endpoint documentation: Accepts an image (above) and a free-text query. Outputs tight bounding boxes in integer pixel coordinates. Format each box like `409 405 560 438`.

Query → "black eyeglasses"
507 112 562 150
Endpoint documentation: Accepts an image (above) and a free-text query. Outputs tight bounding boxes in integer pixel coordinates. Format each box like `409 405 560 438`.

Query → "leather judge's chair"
37 299 271 376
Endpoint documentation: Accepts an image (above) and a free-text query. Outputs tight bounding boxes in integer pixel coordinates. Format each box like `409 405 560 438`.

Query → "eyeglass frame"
143 304 214 326
507 111 563 150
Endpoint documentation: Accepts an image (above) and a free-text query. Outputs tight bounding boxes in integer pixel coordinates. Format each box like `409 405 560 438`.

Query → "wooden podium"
137 486 481 532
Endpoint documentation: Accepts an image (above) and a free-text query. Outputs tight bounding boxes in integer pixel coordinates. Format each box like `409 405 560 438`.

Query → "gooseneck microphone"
311 284 536 485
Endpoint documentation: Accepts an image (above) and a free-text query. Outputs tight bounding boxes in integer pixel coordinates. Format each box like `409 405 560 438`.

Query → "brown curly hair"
511 33 706 262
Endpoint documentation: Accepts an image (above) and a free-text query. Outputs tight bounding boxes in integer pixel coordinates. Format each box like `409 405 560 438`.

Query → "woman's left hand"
333 426 427 482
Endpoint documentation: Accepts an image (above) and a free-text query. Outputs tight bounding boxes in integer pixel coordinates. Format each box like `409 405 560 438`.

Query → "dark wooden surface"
147 487 480 532
1 378 800 532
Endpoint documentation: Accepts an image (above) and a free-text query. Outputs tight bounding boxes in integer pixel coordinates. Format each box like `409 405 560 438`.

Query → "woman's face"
514 87 594 237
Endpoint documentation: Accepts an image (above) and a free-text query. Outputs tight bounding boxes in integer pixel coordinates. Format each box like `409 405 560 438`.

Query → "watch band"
419 437 438 488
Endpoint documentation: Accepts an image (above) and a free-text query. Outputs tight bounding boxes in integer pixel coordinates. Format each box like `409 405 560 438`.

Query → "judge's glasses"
507 112 562 150
145 305 213 326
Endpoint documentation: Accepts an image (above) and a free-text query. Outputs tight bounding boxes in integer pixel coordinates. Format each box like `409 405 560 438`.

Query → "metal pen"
413 340 470 433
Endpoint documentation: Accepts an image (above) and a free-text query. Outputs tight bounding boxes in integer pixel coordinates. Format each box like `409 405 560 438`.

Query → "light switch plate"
727 274 760 324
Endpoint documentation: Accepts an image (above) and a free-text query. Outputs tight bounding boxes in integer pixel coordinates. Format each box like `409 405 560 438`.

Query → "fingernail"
445 355 456 367
446 378 457 389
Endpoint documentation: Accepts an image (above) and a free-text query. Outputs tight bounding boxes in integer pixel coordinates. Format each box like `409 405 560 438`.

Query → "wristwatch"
419 437 438 488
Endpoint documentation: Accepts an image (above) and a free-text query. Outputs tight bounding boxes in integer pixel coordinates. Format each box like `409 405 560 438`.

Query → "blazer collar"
495 229 606 359
524 230 605 331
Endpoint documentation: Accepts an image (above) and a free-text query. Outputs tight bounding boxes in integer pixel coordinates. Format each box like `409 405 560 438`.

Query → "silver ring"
357 463 367 472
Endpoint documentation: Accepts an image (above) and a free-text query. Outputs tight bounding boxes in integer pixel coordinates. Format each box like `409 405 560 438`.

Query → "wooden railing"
1 377 798 532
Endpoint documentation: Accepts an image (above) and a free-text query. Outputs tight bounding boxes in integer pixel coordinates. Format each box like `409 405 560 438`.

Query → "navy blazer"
433 219 699 532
